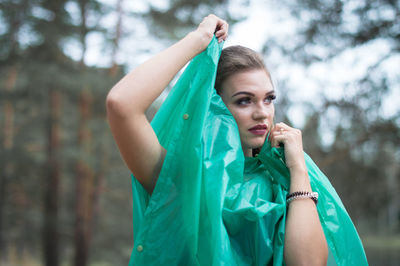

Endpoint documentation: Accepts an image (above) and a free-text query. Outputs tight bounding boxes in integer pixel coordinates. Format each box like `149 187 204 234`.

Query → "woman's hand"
269 122 307 173
270 123 328 265
192 14 229 52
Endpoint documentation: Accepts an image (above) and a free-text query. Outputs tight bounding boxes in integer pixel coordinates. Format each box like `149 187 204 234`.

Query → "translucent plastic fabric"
128 38 368 265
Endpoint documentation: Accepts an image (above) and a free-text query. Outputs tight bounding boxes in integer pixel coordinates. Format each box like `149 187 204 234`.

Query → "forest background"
0 0 399 265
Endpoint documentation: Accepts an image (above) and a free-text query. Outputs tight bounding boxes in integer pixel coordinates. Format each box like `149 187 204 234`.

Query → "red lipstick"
248 124 268 135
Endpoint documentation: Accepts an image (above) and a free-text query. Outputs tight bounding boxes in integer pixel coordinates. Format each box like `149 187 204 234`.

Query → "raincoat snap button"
137 245 143 252
183 113 189 120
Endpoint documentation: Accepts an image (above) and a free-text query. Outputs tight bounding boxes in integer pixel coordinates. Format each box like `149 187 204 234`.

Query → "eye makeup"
264 94 276 104
231 90 275 98
233 91 276 106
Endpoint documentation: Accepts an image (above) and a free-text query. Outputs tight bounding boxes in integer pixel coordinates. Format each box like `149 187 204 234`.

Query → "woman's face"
219 69 275 157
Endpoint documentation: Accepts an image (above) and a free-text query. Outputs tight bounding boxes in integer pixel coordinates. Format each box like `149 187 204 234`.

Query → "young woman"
214 45 328 265
107 14 366 265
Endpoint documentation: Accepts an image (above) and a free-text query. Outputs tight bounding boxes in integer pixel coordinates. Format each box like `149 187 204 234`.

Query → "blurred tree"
27 0 75 265
0 0 27 255
0 0 40 262
0 0 112 265
0 47 17 263
109 0 123 77
73 1 109 265
267 0 400 232
141 0 246 40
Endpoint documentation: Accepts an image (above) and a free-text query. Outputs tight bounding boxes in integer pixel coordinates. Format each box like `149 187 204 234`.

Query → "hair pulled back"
215 45 271 94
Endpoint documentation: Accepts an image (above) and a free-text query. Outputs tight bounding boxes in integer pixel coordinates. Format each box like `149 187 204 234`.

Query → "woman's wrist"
288 161 308 176
289 166 312 193
289 167 309 183
187 30 213 55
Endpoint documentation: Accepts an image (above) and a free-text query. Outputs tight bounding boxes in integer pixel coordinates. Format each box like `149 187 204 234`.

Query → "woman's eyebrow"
232 91 254 98
231 90 275 98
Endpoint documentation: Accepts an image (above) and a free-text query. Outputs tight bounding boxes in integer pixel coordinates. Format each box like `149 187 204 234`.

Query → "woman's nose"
252 104 270 120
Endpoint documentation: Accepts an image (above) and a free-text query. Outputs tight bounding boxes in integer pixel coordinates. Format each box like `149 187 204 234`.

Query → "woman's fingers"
270 122 307 171
215 19 229 42
271 133 285 148
269 122 302 147
270 129 291 147
197 14 229 43
274 122 293 132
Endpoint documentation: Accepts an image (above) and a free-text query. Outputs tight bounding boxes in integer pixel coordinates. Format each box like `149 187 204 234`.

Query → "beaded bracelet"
286 191 319 205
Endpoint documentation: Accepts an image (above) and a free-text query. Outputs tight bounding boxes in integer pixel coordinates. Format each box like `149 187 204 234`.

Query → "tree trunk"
109 0 124 78
73 1 101 264
0 65 17 261
74 88 95 266
386 159 400 232
43 89 62 266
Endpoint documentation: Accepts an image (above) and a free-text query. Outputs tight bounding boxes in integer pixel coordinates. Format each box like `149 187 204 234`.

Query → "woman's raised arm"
106 15 228 194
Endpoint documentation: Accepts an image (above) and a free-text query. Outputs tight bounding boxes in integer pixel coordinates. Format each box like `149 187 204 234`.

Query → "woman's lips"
248 124 267 135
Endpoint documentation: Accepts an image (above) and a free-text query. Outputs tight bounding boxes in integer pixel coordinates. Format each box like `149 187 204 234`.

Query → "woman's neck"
243 148 253 157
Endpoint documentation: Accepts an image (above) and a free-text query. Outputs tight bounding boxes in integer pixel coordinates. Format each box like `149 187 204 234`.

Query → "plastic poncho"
128 37 368 266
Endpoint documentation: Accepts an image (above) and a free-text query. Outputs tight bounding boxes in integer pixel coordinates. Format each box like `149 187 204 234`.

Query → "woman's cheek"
232 110 248 125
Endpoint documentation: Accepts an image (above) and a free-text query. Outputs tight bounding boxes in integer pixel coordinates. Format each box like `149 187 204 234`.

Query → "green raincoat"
128 37 368 265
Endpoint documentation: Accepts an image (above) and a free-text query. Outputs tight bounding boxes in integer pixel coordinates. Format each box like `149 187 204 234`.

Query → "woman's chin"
240 134 268 151
243 141 265 150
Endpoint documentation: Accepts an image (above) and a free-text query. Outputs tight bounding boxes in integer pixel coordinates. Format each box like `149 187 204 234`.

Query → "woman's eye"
264 94 276 104
236 97 251 105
